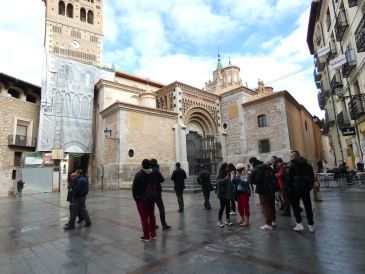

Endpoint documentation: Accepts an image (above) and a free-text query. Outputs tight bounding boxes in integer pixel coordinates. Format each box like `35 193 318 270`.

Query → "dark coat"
171 168 187 192
216 175 235 200
17 179 25 190
197 170 212 191
250 162 276 195
132 168 157 202
287 157 314 193
151 166 164 194
70 175 89 199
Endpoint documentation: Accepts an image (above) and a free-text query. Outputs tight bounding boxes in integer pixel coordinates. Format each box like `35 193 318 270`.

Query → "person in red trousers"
132 159 157 242
232 163 251 226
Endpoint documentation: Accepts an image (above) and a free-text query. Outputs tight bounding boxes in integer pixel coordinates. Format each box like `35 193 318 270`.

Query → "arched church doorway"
184 108 222 175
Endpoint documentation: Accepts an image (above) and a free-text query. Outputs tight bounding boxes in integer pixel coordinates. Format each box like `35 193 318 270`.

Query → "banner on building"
329 54 347 70
37 54 114 153
316 45 330 57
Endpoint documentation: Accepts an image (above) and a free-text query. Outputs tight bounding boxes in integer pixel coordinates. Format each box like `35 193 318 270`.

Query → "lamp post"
103 128 120 189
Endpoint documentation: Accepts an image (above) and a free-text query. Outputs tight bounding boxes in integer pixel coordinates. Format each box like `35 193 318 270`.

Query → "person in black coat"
197 165 213 210
150 159 171 230
287 151 315 233
171 162 187 213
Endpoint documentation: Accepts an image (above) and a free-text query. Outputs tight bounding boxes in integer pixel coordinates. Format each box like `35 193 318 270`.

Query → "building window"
14 152 22 167
259 139 270 153
128 149 134 158
8 89 19 98
66 4 74 18
87 10 94 24
58 1 65 15
26 95 36 103
258 115 267 127
80 8 86 22
223 123 228 130
326 9 331 31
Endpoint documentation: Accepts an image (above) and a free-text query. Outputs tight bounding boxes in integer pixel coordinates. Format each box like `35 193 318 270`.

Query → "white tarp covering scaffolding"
37 54 114 153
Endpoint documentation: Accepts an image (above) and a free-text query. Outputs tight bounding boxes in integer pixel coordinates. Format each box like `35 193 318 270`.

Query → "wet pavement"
1 186 365 274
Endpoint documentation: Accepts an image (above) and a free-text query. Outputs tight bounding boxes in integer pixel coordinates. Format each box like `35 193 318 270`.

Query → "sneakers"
260 224 273 231
271 221 276 227
140 237 150 242
229 211 237 215
240 221 249 226
225 220 233 226
151 236 157 240
308 225 315 233
162 225 171 230
294 223 304 232
217 221 224 227
85 221 92 227
63 224 75 231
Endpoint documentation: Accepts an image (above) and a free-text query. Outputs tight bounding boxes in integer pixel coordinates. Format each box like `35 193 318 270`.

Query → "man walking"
150 159 171 230
287 151 315 233
64 170 92 230
171 162 187 213
197 165 213 210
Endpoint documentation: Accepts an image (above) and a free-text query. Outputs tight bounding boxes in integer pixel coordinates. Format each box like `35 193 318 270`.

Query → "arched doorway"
184 107 222 175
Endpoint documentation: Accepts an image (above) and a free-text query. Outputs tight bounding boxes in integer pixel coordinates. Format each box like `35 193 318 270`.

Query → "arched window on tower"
7 89 19 99
87 10 94 24
66 4 74 18
80 8 86 22
58 1 65 15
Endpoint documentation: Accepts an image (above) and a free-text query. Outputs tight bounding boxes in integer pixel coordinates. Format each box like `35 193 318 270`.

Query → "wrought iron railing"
335 10 349 41
355 15 365 53
8 135 37 148
348 0 358 8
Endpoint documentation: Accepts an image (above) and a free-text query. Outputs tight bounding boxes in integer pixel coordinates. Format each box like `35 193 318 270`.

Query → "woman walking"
232 163 251 226
216 162 235 227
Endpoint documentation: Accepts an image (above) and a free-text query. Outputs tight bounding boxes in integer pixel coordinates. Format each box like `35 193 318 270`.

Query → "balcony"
330 74 342 94
337 111 350 129
313 68 322 82
355 15 365 53
8 135 37 149
348 0 358 8
335 10 349 41
342 48 357 78
327 42 337 62
318 91 326 110
325 107 335 123
349 98 365 120
314 54 326 72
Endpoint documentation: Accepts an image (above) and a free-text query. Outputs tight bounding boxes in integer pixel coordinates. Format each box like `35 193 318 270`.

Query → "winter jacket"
216 175 235 200
171 168 187 192
151 165 164 194
71 175 89 199
250 161 277 195
275 163 287 190
197 170 213 191
132 168 156 202
287 157 314 193
232 175 251 196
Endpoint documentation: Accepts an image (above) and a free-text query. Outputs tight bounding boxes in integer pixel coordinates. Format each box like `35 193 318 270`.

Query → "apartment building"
307 0 365 168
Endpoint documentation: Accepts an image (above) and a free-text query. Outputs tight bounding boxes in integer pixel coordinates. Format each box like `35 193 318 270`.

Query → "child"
232 163 251 226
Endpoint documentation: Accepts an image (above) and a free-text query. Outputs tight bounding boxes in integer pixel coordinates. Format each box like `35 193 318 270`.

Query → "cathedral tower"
42 0 103 65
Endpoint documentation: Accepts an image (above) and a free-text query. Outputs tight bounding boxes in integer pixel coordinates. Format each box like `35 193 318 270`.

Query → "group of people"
132 150 317 241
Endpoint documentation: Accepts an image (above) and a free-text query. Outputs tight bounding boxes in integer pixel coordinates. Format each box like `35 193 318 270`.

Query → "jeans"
136 200 156 239
291 191 314 225
260 193 276 225
202 189 211 209
218 199 230 221
155 193 167 226
175 190 184 210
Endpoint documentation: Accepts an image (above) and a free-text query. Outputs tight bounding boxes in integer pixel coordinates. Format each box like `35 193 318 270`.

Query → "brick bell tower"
42 0 103 66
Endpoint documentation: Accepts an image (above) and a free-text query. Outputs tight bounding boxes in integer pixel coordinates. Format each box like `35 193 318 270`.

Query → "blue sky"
0 0 322 117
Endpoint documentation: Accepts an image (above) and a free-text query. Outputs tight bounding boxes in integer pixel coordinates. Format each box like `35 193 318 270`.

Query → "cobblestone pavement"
0 186 365 274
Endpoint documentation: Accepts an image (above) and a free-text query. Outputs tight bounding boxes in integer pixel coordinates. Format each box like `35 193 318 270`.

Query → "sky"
0 0 323 118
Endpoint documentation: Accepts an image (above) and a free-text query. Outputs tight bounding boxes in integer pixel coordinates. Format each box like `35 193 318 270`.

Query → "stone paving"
0 186 365 274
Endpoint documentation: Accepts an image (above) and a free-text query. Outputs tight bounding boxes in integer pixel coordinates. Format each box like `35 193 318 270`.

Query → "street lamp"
103 127 120 189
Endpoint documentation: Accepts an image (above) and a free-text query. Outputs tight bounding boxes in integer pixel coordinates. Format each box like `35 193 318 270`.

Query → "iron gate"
186 132 222 175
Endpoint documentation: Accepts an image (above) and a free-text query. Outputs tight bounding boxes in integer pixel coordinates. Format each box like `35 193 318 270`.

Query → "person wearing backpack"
14 177 25 198
132 159 158 241
287 151 315 233
171 162 187 213
249 157 278 231
64 169 92 230
197 165 213 210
